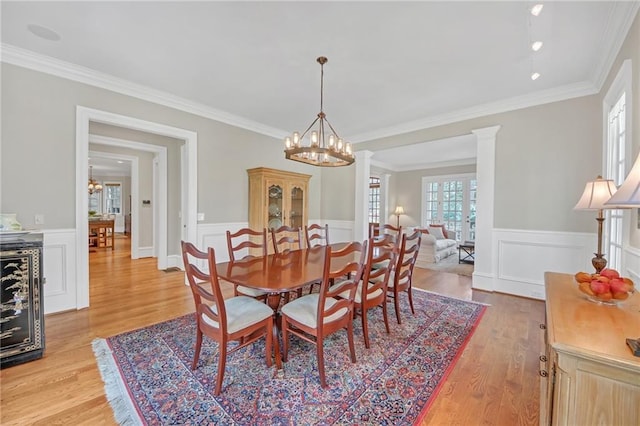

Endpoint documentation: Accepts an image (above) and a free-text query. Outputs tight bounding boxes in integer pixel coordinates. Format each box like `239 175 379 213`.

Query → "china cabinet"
540 272 640 425
1 233 45 368
248 167 310 253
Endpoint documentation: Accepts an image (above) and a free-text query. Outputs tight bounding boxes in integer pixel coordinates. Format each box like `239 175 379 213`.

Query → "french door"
422 174 476 242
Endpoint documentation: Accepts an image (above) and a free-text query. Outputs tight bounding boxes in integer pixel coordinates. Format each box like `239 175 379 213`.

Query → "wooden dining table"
216 242 351 369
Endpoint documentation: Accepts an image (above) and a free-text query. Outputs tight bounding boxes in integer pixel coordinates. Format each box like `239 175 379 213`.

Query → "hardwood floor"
0 236 545 425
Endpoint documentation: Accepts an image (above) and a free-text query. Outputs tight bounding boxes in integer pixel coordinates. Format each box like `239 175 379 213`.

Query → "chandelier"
88 166 103 194
284 56 355 167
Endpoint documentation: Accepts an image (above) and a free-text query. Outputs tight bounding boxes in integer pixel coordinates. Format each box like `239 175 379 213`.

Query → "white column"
354 150 374 242
471 125 500 291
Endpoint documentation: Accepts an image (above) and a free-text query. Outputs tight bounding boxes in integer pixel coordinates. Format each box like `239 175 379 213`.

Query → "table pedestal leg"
266 293 283 371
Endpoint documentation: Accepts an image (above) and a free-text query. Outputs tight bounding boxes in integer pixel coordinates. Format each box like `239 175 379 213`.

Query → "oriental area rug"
92 289 486 425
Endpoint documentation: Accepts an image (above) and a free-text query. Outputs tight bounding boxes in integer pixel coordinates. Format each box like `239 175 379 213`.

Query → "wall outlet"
34 214 44 225
197 213 205 221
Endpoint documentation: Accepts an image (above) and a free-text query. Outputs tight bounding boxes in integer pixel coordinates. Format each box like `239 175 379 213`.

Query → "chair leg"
282 319 289 362
214 343 227 396
191 329 203 370
317 338 327 388
382 299 391 334
265 319 273 368
361 306 370 349
347 317 357 363
407 287 415 315
394 291 402 325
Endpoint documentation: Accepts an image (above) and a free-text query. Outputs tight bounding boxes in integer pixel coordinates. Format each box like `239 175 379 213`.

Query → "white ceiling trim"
350 80 597 143
1 43 286 139
371 157 476 173
591 1 640 90
0 36 616 145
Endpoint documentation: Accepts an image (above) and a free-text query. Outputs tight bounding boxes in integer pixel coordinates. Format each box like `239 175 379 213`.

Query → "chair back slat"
271 226 303 254
305 223 329 248
226 228 267 261
363 236 397 298
393 230 421 290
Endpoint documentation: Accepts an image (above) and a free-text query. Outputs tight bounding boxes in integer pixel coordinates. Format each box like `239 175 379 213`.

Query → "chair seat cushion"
236 285 267 297
335 280 383 304
281 293 347 328
202 295 273 334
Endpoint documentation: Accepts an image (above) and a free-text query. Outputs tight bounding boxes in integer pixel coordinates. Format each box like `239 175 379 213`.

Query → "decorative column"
354 150 374 242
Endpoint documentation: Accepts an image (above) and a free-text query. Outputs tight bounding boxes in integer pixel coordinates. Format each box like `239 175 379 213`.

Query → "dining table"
216 242 352 369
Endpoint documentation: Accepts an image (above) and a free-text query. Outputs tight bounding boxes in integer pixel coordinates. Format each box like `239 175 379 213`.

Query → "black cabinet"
1 233 44 368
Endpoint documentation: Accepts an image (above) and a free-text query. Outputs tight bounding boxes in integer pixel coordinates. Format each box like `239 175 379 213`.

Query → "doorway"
75 106 198 310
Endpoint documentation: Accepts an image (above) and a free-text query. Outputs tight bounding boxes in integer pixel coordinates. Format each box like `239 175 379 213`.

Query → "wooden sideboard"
540 272 640 425
88 219 114 250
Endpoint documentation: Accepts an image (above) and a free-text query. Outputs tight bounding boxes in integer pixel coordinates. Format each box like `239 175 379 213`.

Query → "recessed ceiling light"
531 4 544 17
117 161 124 164
27 24 61 41
531 72 541 81
531 41 543 51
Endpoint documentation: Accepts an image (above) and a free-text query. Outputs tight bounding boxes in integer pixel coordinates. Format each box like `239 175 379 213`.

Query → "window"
368 176 380 224
104 182 122 215
605 93 626 271
604 60 631 273
422 174 476 242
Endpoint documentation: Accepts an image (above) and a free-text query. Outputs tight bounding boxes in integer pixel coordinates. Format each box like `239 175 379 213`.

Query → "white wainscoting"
41 229 77 314
488 228 596 300
39 223 605 314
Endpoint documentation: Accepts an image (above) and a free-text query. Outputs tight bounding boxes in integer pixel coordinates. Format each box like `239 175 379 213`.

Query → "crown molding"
1 43 287 139
592 2 640 91
350 80 598 143
371 157 476 173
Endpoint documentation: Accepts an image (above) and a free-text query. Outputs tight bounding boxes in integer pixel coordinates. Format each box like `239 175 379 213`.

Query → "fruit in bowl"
574 268 635 305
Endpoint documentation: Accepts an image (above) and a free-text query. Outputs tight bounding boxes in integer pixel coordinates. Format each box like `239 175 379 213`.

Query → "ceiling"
2 1 638 171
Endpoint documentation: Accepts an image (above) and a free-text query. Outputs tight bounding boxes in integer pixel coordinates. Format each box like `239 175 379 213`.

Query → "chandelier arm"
299 116 321 141
322 117 341 140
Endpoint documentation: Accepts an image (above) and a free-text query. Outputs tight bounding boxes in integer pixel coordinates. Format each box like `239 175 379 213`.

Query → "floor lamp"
393 206 404 228
573 175 618 273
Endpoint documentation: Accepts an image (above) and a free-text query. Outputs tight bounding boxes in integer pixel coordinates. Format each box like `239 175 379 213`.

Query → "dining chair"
335 236 397 348
180 241 275 396
271 225 303 254
387 229 422 325
226 228 268 300
304 223 330 248
281 240 368 388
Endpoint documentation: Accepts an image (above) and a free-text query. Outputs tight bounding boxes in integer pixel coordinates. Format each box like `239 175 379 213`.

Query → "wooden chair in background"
226 228 268 300
271 225 303 254
180 241 275 395
280 241 367 388
387 229 421 325
304 223 329 248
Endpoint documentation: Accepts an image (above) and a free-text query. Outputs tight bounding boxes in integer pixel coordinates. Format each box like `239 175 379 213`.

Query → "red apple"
610 278 632 294
590 279 610 295
600 268 620 280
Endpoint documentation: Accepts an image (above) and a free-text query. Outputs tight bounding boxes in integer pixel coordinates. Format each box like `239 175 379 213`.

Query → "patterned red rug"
93 289 486 425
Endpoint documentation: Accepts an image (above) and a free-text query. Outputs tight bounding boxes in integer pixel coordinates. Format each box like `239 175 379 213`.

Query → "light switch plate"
197 213 205 221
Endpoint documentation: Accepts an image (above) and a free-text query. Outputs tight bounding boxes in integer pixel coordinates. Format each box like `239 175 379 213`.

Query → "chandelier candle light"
284 56 355 167
573 175 618 273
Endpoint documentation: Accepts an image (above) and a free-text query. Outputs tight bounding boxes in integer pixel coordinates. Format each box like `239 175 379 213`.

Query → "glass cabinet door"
289 185 304 228
268 184 283 230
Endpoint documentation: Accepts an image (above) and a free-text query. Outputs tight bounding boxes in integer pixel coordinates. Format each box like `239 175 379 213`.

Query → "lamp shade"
605 153 640 206
393 206 405 216
574 176 618 210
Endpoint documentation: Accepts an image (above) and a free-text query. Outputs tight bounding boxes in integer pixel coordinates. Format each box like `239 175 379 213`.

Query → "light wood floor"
0 236 545 425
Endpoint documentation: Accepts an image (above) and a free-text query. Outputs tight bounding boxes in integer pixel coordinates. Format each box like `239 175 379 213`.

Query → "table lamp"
393 206 404 228
573 175 618 273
